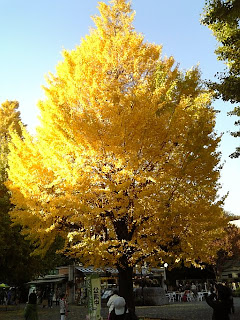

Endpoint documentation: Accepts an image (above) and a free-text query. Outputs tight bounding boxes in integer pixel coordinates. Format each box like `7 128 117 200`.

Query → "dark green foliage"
201 0 240 157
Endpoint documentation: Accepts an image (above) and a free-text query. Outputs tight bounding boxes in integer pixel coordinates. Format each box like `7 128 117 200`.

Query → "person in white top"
113 296 126 319
107 290 120 314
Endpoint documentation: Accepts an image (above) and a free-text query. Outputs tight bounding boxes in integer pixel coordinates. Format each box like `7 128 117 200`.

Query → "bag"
125 309 139 320
109 309 116 320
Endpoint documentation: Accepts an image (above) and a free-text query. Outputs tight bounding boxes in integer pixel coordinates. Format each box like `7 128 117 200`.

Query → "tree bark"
118 265 135 311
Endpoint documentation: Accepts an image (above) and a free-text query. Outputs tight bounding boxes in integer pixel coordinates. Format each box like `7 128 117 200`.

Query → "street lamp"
163 263 168 292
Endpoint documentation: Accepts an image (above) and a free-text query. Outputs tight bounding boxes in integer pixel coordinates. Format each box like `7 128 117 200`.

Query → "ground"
0 298 239 320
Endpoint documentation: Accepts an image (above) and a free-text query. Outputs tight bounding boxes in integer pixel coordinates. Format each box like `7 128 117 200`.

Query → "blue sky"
0 0 239 216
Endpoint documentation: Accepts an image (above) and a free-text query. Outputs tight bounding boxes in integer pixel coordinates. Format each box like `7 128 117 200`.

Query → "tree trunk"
118 265 135 311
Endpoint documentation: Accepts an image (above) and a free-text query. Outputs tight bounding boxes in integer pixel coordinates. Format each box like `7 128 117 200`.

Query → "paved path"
0 298 239 320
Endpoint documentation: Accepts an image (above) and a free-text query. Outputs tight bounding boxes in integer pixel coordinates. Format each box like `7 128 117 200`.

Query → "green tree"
201 0 240 157
7 0 228 308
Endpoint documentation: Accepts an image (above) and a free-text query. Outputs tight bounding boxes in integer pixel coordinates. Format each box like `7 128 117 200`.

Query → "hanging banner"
86 274 101 320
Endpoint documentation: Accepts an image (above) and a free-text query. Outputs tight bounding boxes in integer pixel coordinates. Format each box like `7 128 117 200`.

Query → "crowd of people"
1 281 238 320
0 286 68 319
35 288 59 308
167 281 236 320
0 287 21 305
23 291 68 320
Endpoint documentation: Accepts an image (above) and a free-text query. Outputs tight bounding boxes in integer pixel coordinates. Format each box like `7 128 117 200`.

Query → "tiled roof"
75 266 118 274
222 260 240 271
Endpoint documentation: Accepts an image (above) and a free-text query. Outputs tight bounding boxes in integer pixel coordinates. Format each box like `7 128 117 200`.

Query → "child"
59 293 67 320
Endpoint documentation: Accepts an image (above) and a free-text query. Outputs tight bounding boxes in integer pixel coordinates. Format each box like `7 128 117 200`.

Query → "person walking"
24 292 39 320
55 288 60 306
48 289 53 308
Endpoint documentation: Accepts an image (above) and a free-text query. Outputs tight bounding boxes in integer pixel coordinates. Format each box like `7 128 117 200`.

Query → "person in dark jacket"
205 283 232 320
24 292 39 320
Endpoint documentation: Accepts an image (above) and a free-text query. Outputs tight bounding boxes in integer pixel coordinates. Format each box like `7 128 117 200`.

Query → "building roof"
221 260 240 272
75 266 118 275
28 274 67 285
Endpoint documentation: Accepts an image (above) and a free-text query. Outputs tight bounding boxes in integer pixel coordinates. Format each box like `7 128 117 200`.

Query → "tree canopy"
201 0 240 157
0 101 22 182
215 223 240 272
0 100 27 284
0 101 70 285
7 0 228 306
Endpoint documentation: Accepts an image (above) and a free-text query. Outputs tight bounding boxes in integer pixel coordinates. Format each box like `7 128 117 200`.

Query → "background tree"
0 100 29 284
210 223 240 277
201 0 240 157
7 0 228 308
0 101 69 286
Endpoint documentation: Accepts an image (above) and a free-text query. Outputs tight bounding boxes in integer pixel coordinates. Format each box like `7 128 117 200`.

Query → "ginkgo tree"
7 0 228 308
0 101 71 285
0 100 28 284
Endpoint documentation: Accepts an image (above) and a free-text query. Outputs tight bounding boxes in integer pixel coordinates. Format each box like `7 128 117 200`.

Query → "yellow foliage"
7 0 227 269
0 101 23 181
